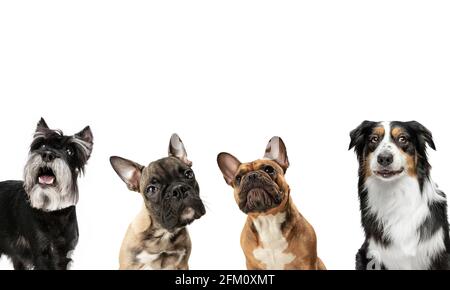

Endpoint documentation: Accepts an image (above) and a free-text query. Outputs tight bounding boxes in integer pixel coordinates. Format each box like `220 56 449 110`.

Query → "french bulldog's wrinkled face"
218 137 290 214
110 134 205 232
140 157 204 230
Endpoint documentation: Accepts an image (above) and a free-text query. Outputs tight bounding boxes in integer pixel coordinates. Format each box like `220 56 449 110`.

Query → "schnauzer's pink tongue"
39 176 55 185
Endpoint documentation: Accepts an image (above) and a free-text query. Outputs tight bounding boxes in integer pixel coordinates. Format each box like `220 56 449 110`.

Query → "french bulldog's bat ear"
110 156 144 192
168 133 192 166
217 153 241 185
73 126 94 159
264 136 290 173
36 117 49 132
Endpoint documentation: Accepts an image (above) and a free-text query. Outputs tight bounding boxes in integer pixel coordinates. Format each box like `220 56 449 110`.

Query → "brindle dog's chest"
132 228 190 270
135 248 187 270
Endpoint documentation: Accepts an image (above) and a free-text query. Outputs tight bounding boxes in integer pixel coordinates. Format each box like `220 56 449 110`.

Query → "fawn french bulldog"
217 137 325 270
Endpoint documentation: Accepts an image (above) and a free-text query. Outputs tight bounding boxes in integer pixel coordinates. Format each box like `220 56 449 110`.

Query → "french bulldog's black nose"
171 184 190 199
248 172 258 181
377 153 393 167
41 151 56 162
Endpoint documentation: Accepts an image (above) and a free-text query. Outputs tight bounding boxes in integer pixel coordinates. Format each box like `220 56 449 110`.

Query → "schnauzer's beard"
23 153 78 212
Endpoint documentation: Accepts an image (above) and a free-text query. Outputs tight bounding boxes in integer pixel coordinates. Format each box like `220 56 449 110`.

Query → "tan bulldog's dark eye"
264 166 275 175
185 169 194 179
235 175 242 185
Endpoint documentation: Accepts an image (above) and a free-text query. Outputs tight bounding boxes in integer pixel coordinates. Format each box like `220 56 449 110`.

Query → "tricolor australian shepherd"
349 121 450 270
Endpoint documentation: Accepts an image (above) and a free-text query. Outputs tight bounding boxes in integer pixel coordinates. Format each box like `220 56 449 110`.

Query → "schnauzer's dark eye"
66 148 74 156
235 175 242 185
185 169 194 179
398 136 408 144
41 144 47 149
264 166 275 175
146 185 158 195
370 136 380 143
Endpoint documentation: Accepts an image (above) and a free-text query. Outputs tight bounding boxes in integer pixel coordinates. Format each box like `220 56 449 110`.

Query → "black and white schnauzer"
0 118 93 270
349 121 450 270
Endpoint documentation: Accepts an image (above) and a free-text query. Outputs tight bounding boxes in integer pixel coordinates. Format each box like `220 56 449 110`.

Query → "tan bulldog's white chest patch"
252 212 295 270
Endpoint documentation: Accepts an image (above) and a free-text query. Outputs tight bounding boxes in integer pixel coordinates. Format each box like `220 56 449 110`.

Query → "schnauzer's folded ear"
110 156 144 192
36 117 49 132
168 133 192 166
217 153 241 185
73 126 94 159
264 136 289 173
75 126 94 145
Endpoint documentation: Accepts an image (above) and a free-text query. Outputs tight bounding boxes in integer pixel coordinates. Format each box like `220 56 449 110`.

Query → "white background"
1 1 449 270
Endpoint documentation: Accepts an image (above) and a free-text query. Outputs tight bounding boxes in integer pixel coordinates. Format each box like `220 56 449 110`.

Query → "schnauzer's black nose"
170 184 190 199
377 153 394 167
41 151 56 162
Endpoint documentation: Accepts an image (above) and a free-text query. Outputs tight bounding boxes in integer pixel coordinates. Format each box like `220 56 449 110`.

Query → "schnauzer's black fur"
0 118 93 270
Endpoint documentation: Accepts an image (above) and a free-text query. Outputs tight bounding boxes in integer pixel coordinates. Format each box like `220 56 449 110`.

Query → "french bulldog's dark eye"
398 136 408 144
41 144 47 149
235 175 242 185
66 148 74 156
185 169 194 179
370 135 380 144
146 185 158 195
264 166 275 175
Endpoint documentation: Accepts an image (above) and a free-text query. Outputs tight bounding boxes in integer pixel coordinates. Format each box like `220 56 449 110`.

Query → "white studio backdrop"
0 1 449 270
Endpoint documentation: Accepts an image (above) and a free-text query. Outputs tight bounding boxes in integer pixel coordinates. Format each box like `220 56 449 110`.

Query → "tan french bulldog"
217 136 325 270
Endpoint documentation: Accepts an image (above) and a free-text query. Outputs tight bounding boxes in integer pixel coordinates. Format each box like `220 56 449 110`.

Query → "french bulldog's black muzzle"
160 182 206 230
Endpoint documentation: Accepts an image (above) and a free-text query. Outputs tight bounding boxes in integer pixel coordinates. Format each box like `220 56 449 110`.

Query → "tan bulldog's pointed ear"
217 153 241 186
264 136 289 173
168 133 192 167
110 156 144 192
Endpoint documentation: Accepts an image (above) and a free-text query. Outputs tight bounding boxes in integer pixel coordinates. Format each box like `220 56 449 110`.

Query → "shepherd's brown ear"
263 136 289 173
217 152 241 185
405 121 436 151
110 156 144 192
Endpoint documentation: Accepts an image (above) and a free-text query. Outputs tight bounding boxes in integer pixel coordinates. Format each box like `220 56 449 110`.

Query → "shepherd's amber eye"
398 136 408 144
370 136 379 143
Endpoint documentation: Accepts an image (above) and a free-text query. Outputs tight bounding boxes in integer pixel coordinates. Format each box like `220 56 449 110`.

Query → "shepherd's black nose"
41 151 55 162
171 184 190 199
377 153 393 167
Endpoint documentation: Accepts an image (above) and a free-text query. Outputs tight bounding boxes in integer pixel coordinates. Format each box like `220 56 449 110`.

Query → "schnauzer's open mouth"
374 168 404 179
37 167 56 186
